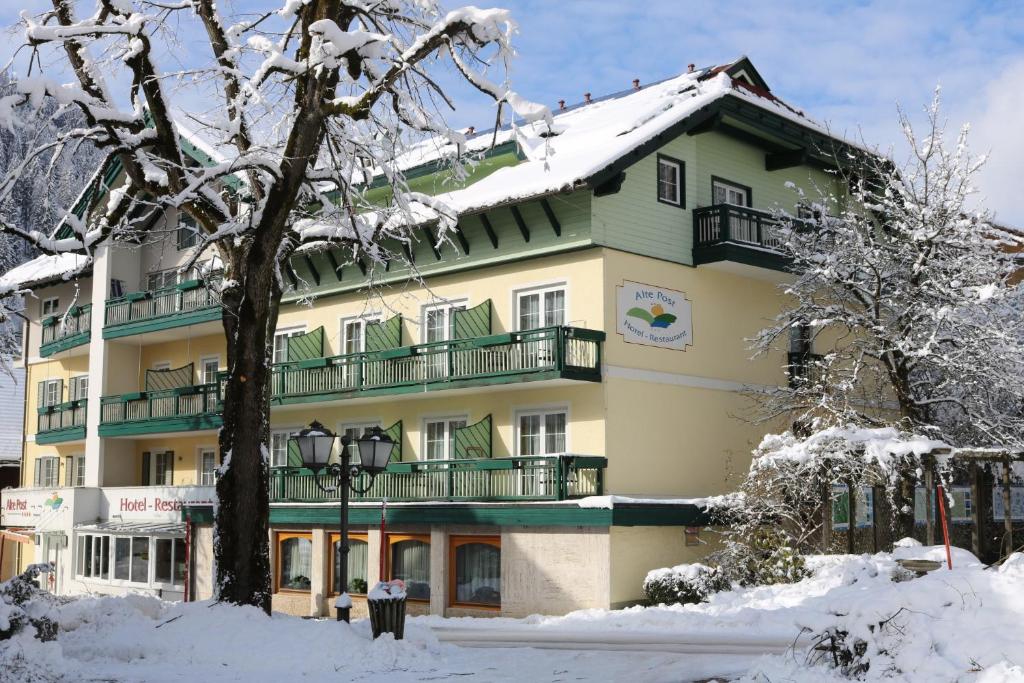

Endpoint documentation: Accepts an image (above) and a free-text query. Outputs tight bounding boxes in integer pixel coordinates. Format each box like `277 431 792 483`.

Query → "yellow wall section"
25 356 91 425
22 442 86 488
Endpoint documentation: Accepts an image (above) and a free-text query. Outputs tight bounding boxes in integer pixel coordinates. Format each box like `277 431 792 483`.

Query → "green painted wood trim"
39 331 90 358
36 426 86 444
610 504 711 526
98 414 222 437
103 305 222 339
692 242 791 272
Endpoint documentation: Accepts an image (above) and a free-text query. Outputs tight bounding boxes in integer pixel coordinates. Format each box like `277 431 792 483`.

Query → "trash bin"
367 580 407 640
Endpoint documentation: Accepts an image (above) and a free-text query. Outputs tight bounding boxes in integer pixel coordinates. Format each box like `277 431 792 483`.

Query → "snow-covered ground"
3 546 1023 682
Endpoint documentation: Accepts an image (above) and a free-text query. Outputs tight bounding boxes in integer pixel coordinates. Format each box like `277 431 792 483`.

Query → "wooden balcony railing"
37 399 87 435
104 279 220 331
693 204 789 251
270 454 606 503
99 383 220 428
40 304 92 355
270 326 603 403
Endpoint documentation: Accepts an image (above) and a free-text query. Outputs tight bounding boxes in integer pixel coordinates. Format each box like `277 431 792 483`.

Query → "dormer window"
656 155 684 207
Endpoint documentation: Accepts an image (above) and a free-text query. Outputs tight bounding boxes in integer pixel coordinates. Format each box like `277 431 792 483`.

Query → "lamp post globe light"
291 421 396 623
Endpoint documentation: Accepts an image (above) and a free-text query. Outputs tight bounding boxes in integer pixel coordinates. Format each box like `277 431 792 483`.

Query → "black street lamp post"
291 420 395 623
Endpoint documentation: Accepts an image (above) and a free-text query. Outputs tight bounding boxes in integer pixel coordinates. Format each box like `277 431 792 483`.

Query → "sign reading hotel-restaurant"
616 281 692 350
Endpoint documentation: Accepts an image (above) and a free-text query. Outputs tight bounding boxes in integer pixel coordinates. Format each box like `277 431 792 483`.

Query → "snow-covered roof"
396 59 858 217
0 253 90 293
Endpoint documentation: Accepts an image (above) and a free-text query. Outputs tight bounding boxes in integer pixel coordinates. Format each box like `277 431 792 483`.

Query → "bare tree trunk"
213 257 282 614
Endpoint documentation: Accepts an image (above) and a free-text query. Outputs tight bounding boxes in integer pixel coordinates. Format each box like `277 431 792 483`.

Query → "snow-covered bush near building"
642 563 730 606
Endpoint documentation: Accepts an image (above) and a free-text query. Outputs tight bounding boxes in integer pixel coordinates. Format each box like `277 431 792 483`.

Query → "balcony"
99 383 221 437
37 399 87 443
787 351 825 389
692 204 792 272
270 454 606 503
40 304 92 357
270 326 604 406
103 280 220 339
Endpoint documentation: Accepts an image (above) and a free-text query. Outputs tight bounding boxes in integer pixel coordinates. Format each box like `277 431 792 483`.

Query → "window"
712 177 751 207
154 537 186 585
110 279 125 298
41 297 60 317
450 536 500 608
340 316 380 355
76 534 110 580
270 430 300 468
131 536 150 582
272 328 306 364
422 301 467 343
33 456 59 487
114 537 131 580
147 269 178 291
517 409 567 456
831 485 874 530
153 451 174 486
915 486 973 524
329 533 369 595
387 535 431 601
200 357 220 385
516 286 565 331
65 454 85 487
656 155 684 207
177 214 201 250
41 379 62 407
199 448 218 486
70 375 88 402
423 417 467 460
276 532 312 592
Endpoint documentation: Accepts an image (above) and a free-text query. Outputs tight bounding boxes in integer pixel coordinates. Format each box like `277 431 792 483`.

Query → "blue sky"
3 1 1023 224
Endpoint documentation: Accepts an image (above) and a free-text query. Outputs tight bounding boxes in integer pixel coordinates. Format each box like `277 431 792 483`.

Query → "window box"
297 357 329 369
42 316 58 327
126 291 151 302
122 391 146 401
175 279 202 292
172 386 201 397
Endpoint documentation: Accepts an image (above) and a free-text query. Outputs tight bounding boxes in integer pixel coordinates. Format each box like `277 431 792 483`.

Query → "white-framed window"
146 269 178 291
199 448 218 486
422 301 467 343
340 315 381 355
42 379 63 407
200 357 220 385
177 214 201 250
41 297 60 317
33 456 59 487
270 429 300 468
69 375 89 402
272 327 306 364
152 452 174 486
422 416 468 460
77 533 111 580
340 421 382 445
64 454 85 487
712 177 751 207
656 155 683 206
516 285 566 331
516 408 567 456
81 533 185 588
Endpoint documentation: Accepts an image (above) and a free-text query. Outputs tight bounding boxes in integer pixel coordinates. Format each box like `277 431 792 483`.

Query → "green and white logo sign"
616 280 692 350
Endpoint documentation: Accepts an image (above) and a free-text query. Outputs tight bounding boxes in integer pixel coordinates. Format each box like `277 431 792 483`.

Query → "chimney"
583 92 592 104
687 63 696 73
467 126 475 135
558 99 566 111
632 78 640 90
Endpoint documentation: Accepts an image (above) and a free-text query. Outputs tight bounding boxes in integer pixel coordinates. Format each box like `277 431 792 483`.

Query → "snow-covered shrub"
0 565 59 642
642 563 730 606
714 528 810 587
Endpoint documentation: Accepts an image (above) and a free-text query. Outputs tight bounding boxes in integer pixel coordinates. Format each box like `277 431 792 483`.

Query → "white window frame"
712 178 751 207
421 415 469 461
34 456 60 487
270 428 302 468
514 283 567 331
272 325 307 364
69 375 89 402
153 451 174 486
420 299 468 344
514 406 569 456
200 356 220 385
339 420 383 445
42 379 62 407
339 314 381 355
77 533 186 589
198 447 218 486
41 297 60 317
656 156 683 206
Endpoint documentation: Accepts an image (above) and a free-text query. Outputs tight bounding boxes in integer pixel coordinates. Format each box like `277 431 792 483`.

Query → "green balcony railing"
270 326 603 403
99 383 221 435
40 304 92 356
694 204 791 251
270 454 606 503
103 278 221 337
37 399 87 442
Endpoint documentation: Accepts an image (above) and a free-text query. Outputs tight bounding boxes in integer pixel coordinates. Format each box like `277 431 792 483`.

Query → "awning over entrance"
75 521 185 535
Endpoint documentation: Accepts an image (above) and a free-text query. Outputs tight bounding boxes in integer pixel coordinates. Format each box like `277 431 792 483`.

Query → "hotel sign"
616 281 692 351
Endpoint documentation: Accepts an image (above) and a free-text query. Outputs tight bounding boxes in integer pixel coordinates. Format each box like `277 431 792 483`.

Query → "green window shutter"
286 326 324 362
383 420 403 462
453 414 492 459
145 364 194 391
452 300 492 339
37 381 45 408
287 439 303 468
33 458 42 487
365 315 402 352
56 379 64 404
64 457 73 487
165 451 175 484
141 452 151 486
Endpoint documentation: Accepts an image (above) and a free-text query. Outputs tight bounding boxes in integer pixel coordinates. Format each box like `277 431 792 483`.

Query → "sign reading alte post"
616 281 693 350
